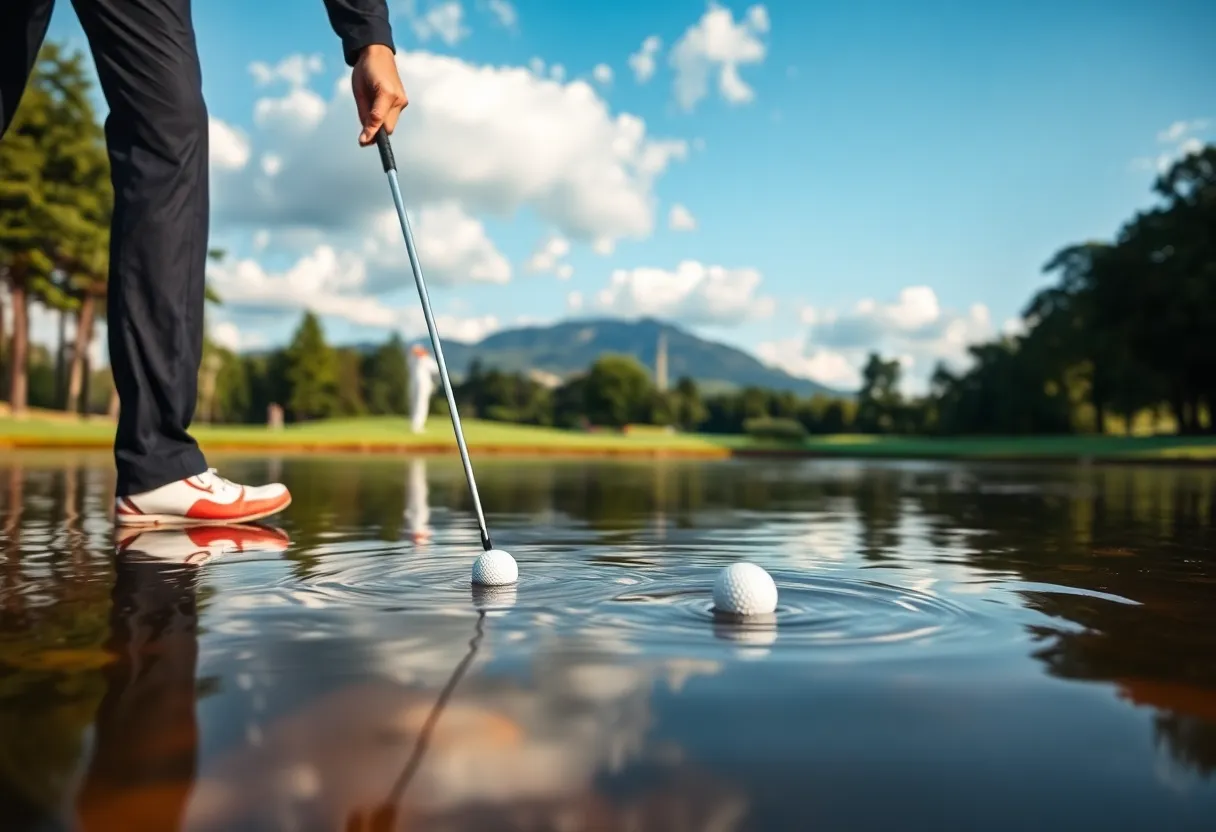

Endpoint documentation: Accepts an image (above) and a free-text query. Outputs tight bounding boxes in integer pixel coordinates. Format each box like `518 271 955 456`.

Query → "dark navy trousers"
2 0 210 495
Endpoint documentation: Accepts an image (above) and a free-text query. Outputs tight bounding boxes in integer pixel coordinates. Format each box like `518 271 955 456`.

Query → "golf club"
374 126 494 553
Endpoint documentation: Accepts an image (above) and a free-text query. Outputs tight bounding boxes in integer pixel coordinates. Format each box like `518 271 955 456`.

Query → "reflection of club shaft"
384 167 493 552
383 610 487 806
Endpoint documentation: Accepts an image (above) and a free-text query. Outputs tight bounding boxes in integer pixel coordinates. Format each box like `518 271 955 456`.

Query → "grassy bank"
0 412 742 457
4 411 1216 463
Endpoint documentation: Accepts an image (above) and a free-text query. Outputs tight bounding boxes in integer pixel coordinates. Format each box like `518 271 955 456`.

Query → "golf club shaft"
375 128 493 551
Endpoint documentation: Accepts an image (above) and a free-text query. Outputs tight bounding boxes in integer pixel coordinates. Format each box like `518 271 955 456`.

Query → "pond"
2 451 1215 830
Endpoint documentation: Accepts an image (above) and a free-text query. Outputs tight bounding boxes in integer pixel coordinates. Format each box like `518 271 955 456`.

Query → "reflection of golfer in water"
74 525 290 830
406 458 431 543
409 345 440 434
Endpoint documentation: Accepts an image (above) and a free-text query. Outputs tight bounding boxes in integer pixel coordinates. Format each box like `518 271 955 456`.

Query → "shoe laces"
199 467 240 493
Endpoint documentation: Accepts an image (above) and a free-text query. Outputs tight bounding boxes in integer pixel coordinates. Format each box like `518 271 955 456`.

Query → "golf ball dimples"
472 549 518 586
713 562 778 616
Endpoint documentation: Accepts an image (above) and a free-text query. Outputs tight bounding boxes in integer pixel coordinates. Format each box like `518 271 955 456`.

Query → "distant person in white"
408 345 439 434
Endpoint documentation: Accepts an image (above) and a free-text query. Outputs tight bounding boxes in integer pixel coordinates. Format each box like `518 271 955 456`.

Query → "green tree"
648 389 675 426
0 55 54 413
284 312 340 420
44 46 109 410
552 374 589 429
335 347 367 415
739 386 769 420
361 333 408 415
242 351 290 424
1 42 110 416
582 354 654 427
672 376 708 430
1121 149 1216 431
856 353 901 432
209 347 251 423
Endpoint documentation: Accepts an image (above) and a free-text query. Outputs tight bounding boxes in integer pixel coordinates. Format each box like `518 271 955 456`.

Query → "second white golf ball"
472 549 518 586
713 562 778 616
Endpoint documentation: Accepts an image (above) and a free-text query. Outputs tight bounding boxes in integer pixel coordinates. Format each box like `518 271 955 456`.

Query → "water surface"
2 451 1216 830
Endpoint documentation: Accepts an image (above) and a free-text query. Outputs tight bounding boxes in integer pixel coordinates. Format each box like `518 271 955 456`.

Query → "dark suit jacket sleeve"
322 0 396 66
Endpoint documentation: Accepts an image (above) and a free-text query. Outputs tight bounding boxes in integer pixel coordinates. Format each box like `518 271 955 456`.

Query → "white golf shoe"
114 468 292 527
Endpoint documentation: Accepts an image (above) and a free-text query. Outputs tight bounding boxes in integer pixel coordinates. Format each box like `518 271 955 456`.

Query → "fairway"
5 411 1216 463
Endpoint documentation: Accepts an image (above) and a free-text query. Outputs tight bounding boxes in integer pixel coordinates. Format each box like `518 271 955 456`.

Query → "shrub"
744 417 808 443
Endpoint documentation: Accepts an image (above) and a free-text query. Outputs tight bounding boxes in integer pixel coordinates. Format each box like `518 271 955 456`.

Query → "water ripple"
280 544 991 657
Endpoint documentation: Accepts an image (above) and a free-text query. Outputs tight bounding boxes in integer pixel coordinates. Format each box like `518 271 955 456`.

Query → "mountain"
388 318 847 397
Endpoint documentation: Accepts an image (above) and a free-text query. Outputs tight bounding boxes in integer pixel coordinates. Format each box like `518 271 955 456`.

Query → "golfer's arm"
322 0 395 66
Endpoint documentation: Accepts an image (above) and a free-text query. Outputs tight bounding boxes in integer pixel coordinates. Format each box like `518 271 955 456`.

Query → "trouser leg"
0 0 55 137
72 0 209 495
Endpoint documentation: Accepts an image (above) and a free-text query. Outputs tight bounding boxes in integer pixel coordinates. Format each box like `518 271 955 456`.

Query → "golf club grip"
375 127 396 172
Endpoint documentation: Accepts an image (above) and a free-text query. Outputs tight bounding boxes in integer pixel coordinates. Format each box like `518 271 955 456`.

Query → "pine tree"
1 41 110 414
335 347 367 415
0 54 53 413
361 332 408 415
284 312 340 420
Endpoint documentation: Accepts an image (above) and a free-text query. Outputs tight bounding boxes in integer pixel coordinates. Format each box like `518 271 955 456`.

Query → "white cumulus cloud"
249 54 324 88
668 203 696 231
206 244 500 341
404 0 468 46
212 50 689 252
420 312 500 343
260 154 282 176
209 245 365 309
756 338 860 390
669 3 769 112
209 118 251 171
485 0 517 29
1158 119 1209 143
1134 117 1211 173
253 87 327 132
592 64 613 85
758 286 999 393
628 36 662 83
363 202 511 288
524 235 574 279
594 260 774 325
210 321 268 353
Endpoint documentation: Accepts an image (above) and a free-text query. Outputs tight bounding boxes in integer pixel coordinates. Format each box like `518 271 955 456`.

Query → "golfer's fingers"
360 86 406 145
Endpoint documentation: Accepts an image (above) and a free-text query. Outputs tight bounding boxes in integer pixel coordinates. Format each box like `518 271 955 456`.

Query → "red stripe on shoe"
116 497 144 516
184 487 292 522
184 478 216 494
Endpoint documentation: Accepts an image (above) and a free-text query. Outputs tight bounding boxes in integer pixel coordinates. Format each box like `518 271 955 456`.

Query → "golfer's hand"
352 44 408 146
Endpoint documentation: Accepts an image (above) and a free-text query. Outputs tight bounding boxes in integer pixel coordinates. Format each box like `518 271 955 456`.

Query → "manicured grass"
5 410 1216 462
0 412 743 456
786 433 1216 461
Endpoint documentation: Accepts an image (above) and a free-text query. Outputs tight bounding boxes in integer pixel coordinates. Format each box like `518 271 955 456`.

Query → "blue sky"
44 0 1216 390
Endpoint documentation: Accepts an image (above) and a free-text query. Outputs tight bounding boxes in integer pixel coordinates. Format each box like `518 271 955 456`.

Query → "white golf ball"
712 562 778 616
472 549 518 586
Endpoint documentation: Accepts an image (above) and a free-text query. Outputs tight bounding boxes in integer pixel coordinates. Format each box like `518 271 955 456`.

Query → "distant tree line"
4 41 1215 439
177 310 861 439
